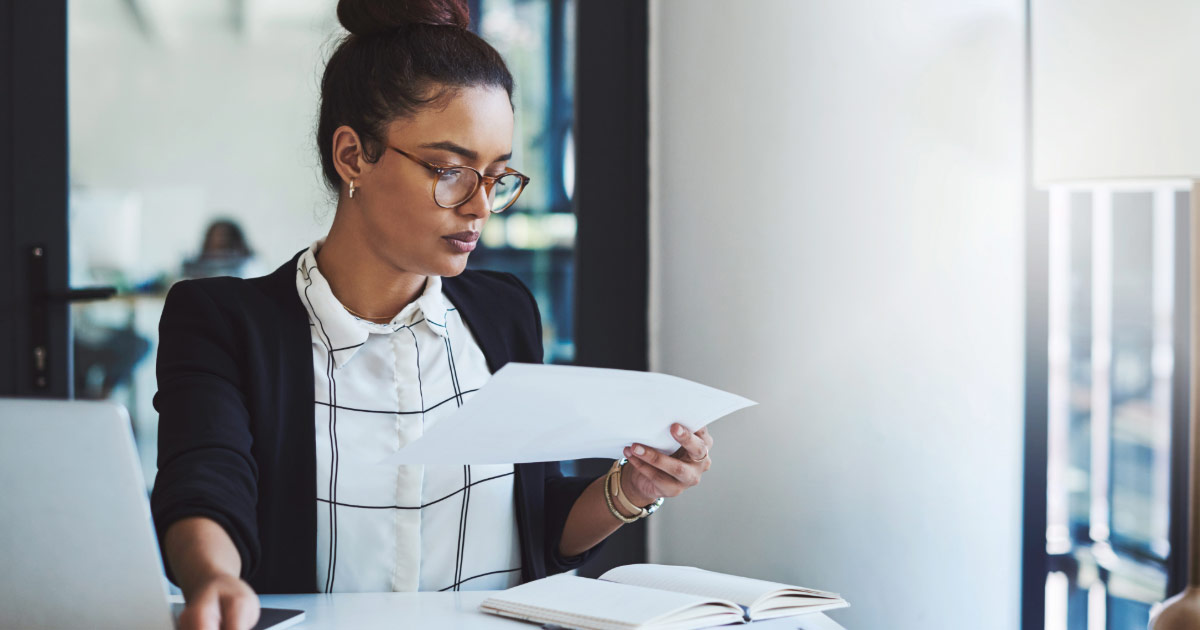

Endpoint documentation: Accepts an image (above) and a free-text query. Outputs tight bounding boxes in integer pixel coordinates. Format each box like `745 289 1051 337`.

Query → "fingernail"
674 425 685 436
623 447 631 457
634 445 645 455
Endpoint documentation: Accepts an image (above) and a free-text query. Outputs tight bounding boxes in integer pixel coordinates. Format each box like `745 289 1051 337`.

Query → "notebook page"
742 613 847 630
479 574 744 630
749 598 850 621
757 594 849 611
599 565 840 610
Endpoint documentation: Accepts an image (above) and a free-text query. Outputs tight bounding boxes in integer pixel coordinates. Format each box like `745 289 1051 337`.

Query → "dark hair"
200 218 252 257
317 0 515 195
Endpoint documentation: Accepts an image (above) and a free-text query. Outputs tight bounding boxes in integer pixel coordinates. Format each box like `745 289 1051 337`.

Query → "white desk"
260 592 519 629
256 592 847 630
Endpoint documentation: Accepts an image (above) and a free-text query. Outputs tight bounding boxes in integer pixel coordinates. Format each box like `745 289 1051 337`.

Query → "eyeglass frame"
387 145 531 213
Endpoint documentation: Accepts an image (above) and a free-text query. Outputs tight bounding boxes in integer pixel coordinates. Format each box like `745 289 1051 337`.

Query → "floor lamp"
1031 1 1200 627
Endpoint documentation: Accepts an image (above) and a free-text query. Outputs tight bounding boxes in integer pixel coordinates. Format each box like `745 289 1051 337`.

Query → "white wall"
647 2 1025 628
69 4 338 277
1033 0 1200 183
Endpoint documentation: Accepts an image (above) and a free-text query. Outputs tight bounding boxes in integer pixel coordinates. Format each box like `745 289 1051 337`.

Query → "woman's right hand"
164 517 259 630
177 572 260 630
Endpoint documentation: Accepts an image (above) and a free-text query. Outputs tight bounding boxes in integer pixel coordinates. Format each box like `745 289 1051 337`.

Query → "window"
469 0 578 364
1033 184 1189 629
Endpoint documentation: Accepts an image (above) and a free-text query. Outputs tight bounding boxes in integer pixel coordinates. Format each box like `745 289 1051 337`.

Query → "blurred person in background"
182 218 263 279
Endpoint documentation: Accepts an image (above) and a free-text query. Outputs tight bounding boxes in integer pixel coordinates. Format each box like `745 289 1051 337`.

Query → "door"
1 1 70 399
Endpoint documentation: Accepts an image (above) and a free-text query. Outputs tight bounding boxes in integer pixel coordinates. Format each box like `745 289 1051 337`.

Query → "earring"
349 179 357 198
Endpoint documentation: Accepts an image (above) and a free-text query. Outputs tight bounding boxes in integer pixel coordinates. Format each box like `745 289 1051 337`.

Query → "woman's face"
349 85 514 278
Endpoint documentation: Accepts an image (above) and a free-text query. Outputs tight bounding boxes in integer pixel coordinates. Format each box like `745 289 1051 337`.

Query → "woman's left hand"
621 423 714 506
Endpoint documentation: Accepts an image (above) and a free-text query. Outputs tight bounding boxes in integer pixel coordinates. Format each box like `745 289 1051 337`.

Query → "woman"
150 1 714 628
182 219 262 279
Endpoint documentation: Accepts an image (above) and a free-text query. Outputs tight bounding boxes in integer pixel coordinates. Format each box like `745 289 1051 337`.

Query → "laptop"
0 398 304 630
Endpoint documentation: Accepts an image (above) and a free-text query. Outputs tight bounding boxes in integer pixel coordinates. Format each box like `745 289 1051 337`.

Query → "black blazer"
149 250 602 593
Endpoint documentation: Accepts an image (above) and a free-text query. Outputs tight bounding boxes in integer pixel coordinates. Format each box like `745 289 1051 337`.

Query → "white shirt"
295 240 522 593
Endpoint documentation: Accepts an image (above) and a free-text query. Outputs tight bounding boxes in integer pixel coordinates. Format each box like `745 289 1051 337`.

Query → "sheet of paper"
599 564 840 608
746 613 847 630
383 363 756 465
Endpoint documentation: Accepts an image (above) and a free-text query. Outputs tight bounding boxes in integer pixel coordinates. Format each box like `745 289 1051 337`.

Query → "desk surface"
257 591 847 630
261 591 518 629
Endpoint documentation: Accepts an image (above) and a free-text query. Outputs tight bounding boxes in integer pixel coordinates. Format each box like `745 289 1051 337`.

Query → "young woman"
150 1 714 628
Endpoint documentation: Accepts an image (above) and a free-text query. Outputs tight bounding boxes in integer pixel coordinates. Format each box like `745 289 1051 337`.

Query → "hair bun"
337 0 470 36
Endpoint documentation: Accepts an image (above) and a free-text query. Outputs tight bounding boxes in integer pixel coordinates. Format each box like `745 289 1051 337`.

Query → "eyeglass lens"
434 168 524 212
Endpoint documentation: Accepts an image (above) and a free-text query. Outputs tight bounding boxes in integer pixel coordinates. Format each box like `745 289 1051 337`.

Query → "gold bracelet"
613 463 650 518
612 458 666 518
604 460 641 523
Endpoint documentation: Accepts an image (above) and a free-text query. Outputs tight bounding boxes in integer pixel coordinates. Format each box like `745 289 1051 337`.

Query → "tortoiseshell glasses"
389 146 530 213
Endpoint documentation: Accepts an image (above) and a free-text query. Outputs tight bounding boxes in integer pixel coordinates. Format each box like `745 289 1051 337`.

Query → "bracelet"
604 460 641 523
614 463 650 517
603 458 665 524
612 460 649 520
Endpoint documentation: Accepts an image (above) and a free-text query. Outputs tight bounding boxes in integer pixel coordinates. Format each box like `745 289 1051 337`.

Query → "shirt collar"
294 240 450 369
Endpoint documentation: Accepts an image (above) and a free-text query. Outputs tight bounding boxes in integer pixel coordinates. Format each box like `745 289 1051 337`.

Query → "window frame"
1021 191 1191 627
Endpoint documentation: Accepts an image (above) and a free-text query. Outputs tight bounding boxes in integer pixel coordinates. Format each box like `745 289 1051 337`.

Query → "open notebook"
479 564 847 630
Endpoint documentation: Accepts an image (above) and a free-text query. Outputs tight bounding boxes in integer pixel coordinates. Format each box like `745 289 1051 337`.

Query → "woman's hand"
621 423 714 506
164 517 259 630
177 572 260 630
557 423 714 556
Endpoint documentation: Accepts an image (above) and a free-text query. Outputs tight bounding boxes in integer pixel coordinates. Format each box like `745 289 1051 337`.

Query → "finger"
178 592 220 630
628 443 699 487
695 426 714 449
177 608 217 630
624 452 686 497
669 424 709 462
220 590 260 630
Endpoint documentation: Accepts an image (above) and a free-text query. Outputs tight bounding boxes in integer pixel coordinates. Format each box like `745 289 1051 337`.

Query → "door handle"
45 287 118 302
28 245 117 391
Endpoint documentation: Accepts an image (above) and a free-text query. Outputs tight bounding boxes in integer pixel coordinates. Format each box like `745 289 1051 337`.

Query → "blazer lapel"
250 250 320 591
441 273 512 372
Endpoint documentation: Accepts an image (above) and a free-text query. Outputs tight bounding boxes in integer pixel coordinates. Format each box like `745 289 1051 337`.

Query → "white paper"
746 614 847 630
480 574 745 629
383 363 756 465
599 564 840 609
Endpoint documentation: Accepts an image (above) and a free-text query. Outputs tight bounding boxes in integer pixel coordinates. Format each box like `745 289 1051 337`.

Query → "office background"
66 0 581 443
1 1 1190 628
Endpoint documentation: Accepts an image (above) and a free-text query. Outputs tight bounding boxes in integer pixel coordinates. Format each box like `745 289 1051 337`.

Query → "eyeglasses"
388 146 530 213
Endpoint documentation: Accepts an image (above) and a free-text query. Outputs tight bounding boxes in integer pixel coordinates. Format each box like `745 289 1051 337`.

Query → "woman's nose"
458 182 492 217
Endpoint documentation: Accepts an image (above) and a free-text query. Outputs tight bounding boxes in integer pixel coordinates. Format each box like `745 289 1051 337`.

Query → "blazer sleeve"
544 464 605 572
149 280 261 582
504 272 607 573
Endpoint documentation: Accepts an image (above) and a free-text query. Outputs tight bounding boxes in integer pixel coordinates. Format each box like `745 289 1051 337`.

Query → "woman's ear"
331 125 368 190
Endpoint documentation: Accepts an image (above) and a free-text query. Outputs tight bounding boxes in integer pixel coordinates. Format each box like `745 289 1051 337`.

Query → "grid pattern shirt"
295 240 522 593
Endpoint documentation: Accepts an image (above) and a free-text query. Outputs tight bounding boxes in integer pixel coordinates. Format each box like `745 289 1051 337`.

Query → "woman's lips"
443 234 478 253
